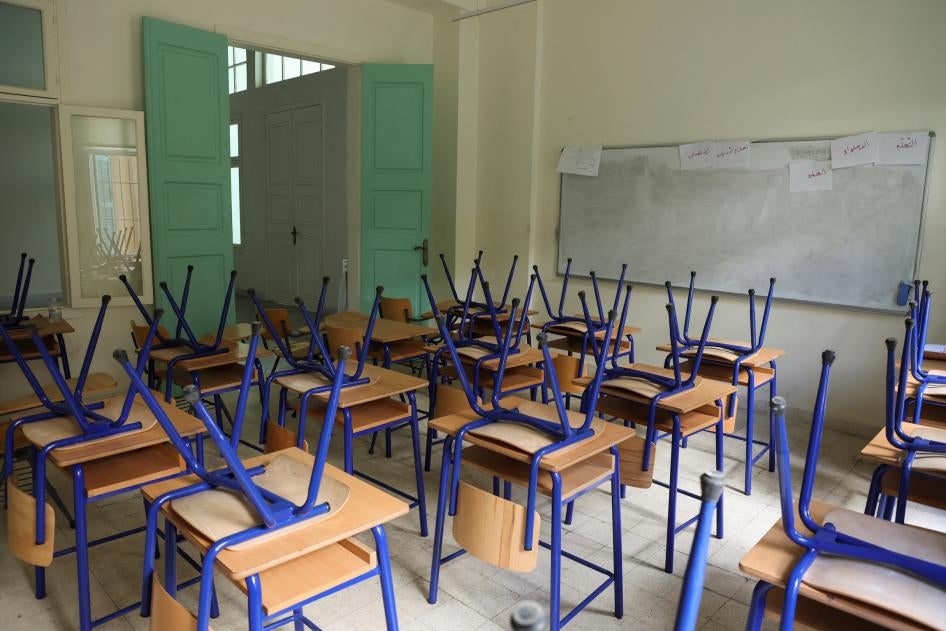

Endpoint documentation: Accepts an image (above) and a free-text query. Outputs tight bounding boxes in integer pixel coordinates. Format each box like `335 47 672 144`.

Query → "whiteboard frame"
555 132 936 315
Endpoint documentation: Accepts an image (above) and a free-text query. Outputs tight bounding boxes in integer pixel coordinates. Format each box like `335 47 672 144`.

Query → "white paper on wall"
556 146 603 177
712 140 751 168
789 160 833 192
831 132 878 169
876 132 929 165
678 142 714 170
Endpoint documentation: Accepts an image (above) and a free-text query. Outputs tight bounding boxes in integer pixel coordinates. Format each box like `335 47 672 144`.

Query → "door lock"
291 225 298 245
414 239 429 266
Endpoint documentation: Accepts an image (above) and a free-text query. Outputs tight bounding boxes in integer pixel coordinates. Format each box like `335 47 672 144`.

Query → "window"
262 52 334 86
0 0 59 99
58 106 153 307
0 99 64 309
227 46 247 94
230 122 242 245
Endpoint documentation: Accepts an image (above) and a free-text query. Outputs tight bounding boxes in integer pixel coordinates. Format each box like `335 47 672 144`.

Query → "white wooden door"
265 104 324 303
265 110 295 304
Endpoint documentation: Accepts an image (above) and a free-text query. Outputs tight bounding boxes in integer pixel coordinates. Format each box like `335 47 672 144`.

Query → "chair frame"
119 330 401 631
674 470 725 631
748 355 946 631
2 252 35 328
663 272 778 495
428 294 624 630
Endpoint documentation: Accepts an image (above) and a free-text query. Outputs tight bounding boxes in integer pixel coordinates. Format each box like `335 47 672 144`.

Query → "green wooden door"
360 64 433 313
143 18 233 336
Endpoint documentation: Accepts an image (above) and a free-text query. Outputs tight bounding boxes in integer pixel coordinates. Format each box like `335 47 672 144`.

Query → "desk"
656 342 785 496
428 410 635 630
142 447 408 627
739 499 937 630
860 428 946 515
13 393 204 631
2 315 75 377
322 311 438 343
578 365 736 572
276 364 429 534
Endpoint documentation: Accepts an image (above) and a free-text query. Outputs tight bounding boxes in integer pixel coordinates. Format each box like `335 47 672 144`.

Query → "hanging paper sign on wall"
876 132 929 165
712 140 751 168
831 132 877 169
789 160 833 192
678 141 714 170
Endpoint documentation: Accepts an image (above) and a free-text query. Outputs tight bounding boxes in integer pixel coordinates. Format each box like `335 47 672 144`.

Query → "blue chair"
593 294 727 573
747 352 946 631
662 272 778 496
2 251 35 328
120 328 404 631
428 290 629 631
673 470 725 631
1 302 203 631
534 259 635 369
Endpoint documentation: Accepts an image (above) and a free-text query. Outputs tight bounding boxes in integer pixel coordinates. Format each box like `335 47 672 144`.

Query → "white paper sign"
712 140 751 168
831 132 878 169
556 146 602 177
789 160 833 192
876 132 929 165
679 142 714 170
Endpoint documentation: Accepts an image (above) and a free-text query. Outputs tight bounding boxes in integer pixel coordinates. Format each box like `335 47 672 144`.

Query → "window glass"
263 52 335 85
265 53 283 84
284 57 301 80
230 167 241 245
229 123 239 158
301 60 320 75
227 45 248 94
0 2 45 90
0 101 63 309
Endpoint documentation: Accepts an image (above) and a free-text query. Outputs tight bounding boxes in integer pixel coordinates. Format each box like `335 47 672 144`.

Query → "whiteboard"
557 137 933 312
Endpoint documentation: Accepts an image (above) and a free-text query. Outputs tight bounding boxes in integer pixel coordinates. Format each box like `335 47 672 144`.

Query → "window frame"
230 117 244 248
0 0 60 100
227 45 248 95
57 105 153 308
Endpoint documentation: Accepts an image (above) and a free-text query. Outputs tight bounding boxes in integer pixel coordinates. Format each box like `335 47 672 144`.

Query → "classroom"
0 0 944 629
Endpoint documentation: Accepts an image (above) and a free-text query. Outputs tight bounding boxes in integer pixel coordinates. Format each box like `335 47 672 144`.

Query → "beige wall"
460 0 946 431
0 0 438 401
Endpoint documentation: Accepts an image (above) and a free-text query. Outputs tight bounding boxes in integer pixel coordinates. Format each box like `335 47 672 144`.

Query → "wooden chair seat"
550 355 585 395
0 336 60 361
547 336 631 354
6 475 55 567
20 397 159 451
276 369 381 394
290 397 412 433
142 449 409 581
370 339 428 362
171 453 351 551
681 358 775 387
468 400 605 455
172 363 256 393
442 364 545 393
900 424 946 473
596 394 723 438
601 375 670 400
802 508 946 630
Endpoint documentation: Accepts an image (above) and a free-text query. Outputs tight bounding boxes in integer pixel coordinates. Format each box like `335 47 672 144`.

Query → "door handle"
291 225 298 246
414 239 429 266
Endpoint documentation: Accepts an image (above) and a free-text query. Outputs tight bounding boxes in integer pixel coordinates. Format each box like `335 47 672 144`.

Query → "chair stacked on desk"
740 351 946 631
657 272 782 496
0 301 207 631
427 288 637 631
118 328 409 631
123 265 267 450
589 288 735 573
254 283 430 536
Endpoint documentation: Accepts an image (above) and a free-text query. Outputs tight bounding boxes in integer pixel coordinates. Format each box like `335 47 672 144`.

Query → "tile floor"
1 386 943 630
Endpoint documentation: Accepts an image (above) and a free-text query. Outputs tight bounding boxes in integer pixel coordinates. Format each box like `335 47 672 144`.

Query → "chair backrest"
325 325 364 361
263 308 291 341
0 298 162 436
116 325 352 528
666 271 775 354
380 296 413 323
130 320 172 350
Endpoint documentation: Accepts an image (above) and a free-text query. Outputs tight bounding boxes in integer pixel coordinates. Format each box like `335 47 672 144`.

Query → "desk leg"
768 361 778 473
746 581 774 630
407 393 429 536
246 573 263 631
373 525 400 630
72 465 91 631
343 409 354 473
665 420 681 574
57 333 70 379
428 439 452 604
610 445 624 618
549 472 563 631
744 370 755 495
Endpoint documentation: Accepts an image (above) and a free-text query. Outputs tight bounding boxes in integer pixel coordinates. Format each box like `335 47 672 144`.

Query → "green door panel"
142 17 233 336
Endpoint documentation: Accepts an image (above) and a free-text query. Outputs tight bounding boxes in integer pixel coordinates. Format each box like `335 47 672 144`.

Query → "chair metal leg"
373 525 400 630
745 581 774 630
246 574 264 631
428 439 452 604
409 407 429 536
